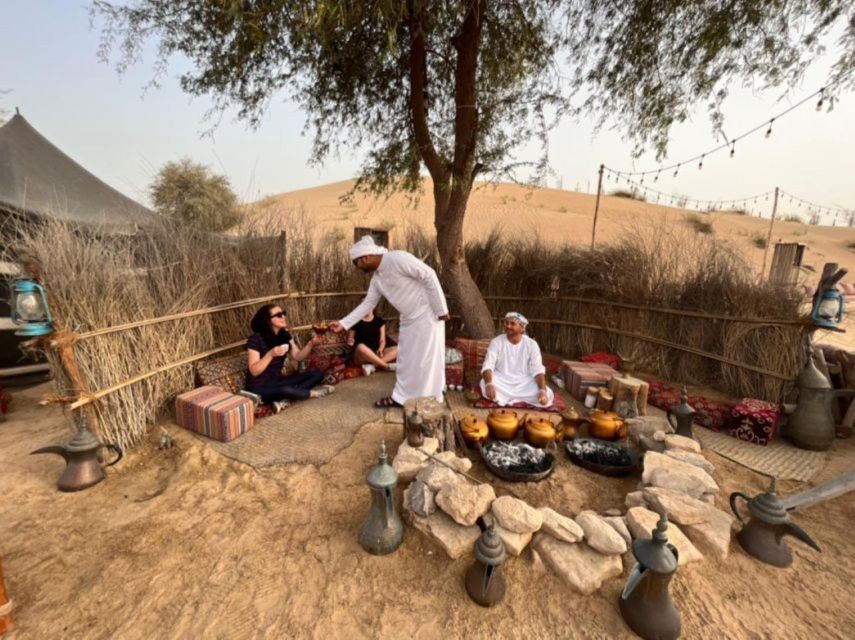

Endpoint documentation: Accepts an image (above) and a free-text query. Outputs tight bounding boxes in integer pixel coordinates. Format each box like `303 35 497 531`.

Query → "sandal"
374 397 401 408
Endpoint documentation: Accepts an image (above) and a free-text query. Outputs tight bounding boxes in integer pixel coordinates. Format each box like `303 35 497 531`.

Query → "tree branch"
451 0 485 181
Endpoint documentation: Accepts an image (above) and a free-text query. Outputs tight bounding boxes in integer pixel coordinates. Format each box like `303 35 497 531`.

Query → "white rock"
384 409 404 424
435 482 496 527
416 464 462 493
492 496 543 534
409 510 481 559
533 533 623 595
539 507 584 543
494 523 533 556
642 451 718 498
433 451 473 474
392 438 439 482
627 415 673 439
642 487 732 560
625 491 647 510
653 430 667 442
664 433 702 453
529 548 548 575
603 508 623 517
576 510 627 555
625 507 703 565
664 449 715 476
602 516 632 547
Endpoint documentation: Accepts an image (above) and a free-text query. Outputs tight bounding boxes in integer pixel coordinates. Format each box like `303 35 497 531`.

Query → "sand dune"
248 179 855 278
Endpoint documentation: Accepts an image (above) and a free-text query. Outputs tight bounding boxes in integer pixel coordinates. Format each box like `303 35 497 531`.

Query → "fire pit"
565 438 639 477
478 441 554 482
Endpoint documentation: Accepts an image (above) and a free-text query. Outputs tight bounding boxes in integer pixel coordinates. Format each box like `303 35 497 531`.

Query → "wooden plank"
782 471 855 511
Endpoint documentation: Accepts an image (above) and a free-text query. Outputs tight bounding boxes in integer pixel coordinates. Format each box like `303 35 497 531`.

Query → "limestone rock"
638 434 666 453
433 451 473 474
539 507 584 543
492 496 543 534
625 491 647 510
642 487 732 560
436 482 496 527
406 479 436 517
700 493 716 505
626 507 703 565
533 533 623 595
529 548 548 575
392 438 439 482
627 415 673 440
664 433 702 453
416 464 462 494
664 449 715 476
494 523 533 556
653 430 667 442
409 509 481 559
602 516 632 547
642 451 718 498
384 409 404 424
576 510 627 555
603 508 623 517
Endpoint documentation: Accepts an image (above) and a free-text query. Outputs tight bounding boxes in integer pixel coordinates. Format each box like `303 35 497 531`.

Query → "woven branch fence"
3 212 809 451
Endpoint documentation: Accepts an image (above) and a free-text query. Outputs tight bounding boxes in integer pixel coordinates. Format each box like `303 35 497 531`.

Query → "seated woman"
347 311 397 375
246 304 333 411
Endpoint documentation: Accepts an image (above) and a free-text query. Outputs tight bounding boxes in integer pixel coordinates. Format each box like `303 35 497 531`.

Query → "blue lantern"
811 288 844 329
10 279 54 337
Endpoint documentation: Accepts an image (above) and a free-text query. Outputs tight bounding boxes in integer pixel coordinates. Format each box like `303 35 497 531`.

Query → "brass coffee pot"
787 354 855 451
31 426 122 492
619 514 681 640
359 441 404 555
666 386 704 440
730 477 820 567
465 526 507 607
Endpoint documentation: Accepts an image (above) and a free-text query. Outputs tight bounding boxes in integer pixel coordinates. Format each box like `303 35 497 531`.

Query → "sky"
2 2 854 223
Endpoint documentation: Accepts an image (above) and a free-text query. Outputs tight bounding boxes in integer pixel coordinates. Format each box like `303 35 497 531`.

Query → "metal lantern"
358 441 403 555
464 526 507 607
10 279 53 337
811 288 844 329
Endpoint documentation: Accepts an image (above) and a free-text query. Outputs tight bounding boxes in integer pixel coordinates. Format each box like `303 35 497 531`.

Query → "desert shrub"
610 189 646 202
685 212 714 234
151 158 242 232
752 234 768 249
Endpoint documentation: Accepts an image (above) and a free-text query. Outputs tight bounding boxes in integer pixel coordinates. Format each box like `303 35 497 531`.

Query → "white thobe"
339 251 449 404
480 334 555 407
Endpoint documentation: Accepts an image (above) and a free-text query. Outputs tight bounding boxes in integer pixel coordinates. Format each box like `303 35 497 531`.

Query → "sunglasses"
269 312 286 319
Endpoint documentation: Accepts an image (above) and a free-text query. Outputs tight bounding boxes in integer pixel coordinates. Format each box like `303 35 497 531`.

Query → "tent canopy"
0 112 156 232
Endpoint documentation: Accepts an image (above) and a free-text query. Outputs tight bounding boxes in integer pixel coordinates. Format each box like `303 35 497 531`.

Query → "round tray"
477 441 555 483
565 438 639 477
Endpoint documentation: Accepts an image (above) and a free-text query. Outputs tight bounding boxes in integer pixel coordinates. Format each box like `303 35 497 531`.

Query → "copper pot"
588 409 627 441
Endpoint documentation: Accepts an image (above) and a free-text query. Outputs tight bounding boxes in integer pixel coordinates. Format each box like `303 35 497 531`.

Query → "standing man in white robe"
481 312 555 407
329 235 450 407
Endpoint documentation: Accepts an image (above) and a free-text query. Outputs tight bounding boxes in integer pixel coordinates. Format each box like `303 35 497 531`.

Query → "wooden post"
279 230 288 292
760 187 779 280
590 164 604 250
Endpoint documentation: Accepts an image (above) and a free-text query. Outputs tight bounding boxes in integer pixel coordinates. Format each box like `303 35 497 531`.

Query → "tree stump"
403 397 457 452
609 374 648 417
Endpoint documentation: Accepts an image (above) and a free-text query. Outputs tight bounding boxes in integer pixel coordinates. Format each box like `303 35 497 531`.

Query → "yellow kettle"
460 414 489 445
524 416 559 448
487 409 524 441
588 409 627 441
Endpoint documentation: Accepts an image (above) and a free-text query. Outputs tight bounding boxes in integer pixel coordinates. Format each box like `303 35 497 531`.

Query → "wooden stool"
609 374 649 416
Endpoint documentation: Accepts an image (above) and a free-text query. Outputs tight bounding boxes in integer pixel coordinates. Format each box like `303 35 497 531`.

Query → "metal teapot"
31 426 122 492
359 441 403 555
787 353 855 451
729 477 820 567
666 386 706 440
619 514 681 640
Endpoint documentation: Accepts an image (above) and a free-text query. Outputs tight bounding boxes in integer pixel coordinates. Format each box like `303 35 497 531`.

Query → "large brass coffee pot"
31 426 122 492
730 477 820 567
359 441 403 555
787 354 855 451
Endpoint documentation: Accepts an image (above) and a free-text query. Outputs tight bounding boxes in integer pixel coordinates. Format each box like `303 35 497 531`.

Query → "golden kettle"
460 414 489 445
588 409 627 441
487 409 524 441
524 415 559 448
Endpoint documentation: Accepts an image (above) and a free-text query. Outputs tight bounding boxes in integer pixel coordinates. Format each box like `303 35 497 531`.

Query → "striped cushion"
175 385 254 442
453 337 491 373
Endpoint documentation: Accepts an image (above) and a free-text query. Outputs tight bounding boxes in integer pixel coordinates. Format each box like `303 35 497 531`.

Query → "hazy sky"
3 2 853 224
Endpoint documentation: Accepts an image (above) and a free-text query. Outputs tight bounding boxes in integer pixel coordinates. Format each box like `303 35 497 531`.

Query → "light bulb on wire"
730 140 736 158
698 154 705 170
765 118 774 138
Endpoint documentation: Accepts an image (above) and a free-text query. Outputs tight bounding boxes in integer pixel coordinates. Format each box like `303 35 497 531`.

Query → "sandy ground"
1 382 854 639
250 179 855 279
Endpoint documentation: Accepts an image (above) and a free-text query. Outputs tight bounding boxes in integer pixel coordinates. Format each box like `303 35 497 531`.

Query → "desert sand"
2 382 853 639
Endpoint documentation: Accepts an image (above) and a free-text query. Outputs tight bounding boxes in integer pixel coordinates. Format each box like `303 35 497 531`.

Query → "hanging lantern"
811 288 845 329
10 279 53 337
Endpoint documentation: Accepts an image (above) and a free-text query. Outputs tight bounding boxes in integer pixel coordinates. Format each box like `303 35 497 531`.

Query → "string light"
816 88 825 111
673 164 680 178
765 118 774 138
729 140 736 158
698 154 705 170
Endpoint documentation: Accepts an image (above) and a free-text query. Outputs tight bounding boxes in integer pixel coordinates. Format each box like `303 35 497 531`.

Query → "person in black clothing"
245 304 333 409
347 311 397 371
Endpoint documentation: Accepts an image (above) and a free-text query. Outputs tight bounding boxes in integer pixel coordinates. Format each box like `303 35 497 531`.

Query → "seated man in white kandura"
481 311 555 407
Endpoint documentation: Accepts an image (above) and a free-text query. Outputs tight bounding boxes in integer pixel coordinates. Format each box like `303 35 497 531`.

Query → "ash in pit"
483 441 553 474
569 439 633 466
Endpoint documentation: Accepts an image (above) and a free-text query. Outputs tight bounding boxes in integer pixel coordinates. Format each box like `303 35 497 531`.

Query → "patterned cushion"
580 352 621 370
175 385 254 442
306 354 348 385
644 377 734 431
312 331 351 357
728 398 781 446
445 362 464 387
196 353 247 394
473 393 567 413
453 337 491 373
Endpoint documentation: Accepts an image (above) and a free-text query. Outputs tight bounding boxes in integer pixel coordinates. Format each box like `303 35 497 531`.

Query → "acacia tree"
151 158 243 231
94 0 853 337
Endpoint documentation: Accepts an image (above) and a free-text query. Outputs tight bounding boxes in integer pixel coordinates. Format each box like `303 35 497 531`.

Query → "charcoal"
483 441 551 474
569 440 633 467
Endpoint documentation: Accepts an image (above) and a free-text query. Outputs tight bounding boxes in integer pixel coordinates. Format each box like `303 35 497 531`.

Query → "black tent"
0 111 156 233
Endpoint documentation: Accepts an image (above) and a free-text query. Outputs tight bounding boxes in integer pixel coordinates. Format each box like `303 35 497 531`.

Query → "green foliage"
752 233 768 249
150 158 242 232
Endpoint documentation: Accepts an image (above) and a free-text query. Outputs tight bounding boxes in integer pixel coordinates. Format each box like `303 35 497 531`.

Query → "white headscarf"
349 235 389 261
505 311 529 327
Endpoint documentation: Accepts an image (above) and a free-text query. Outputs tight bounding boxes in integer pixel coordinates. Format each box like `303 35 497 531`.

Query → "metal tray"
565 438 639 477
477 441 555 483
